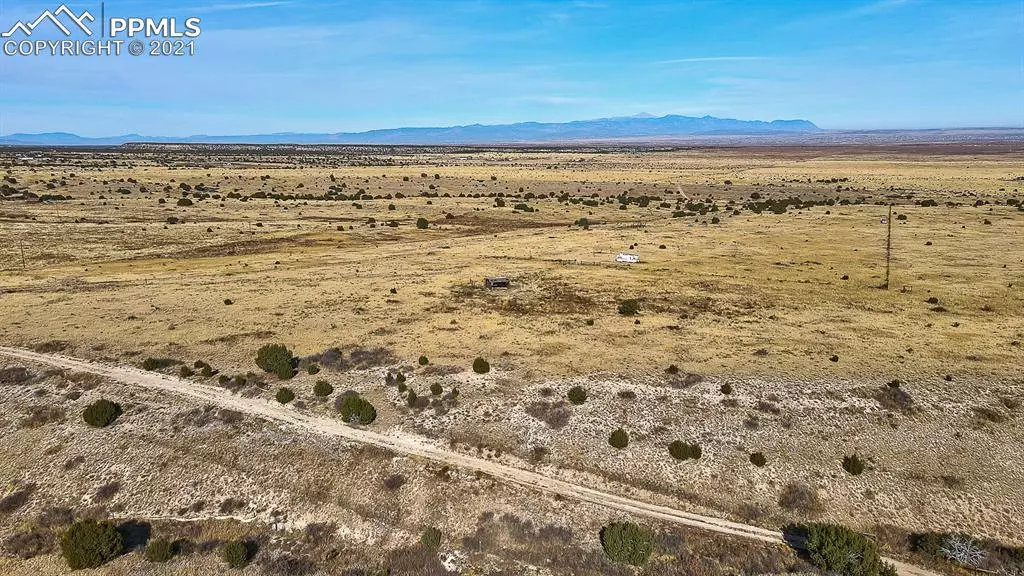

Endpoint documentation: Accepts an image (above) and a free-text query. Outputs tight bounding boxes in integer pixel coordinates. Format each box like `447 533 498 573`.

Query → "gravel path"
0 345 937 576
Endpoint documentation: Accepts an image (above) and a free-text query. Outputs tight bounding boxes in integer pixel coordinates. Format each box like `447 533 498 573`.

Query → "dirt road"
0 346 937 576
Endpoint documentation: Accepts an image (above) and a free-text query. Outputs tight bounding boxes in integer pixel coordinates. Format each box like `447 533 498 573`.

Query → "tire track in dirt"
0 346 937 576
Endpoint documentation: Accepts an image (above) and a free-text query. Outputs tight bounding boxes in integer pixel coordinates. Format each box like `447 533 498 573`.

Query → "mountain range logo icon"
2 4 95 38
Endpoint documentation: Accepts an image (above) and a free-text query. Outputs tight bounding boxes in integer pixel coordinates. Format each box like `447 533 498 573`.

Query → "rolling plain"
0 143 1021 575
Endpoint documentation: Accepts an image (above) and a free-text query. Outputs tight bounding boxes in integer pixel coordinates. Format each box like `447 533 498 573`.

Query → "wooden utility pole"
884 205 892 290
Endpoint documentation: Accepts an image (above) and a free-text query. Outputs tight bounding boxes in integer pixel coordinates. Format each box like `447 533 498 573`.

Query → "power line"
884 205 892 290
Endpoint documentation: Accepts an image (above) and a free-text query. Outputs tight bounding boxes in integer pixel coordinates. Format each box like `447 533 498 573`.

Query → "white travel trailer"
615 253 640 264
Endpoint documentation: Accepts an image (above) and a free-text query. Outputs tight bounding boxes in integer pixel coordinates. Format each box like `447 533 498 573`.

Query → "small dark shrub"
618 299 640 316
830 355 840 362
313 380 333 397
666 364 679 374
430 383 443 396
600 521 652 566
416 217 429 229
275 388 295 404
668 441 701 461
609 428 628 449
82 399 121 428
218 498 247 514
617 389 636 400
179 366 194 378
472 357 490 374
750 452 767 467
803 522 896 576
420 527 442 549
141 357 177 371
306 364 320 375
842 454 866 475
567 386 588 405
418 355 429 366
144 538 175 563
222 540 250 569
60 519 123 570
255 344 295 380
339 395 377 424
223 299 233 305
720 383 733 395
910 532 948 557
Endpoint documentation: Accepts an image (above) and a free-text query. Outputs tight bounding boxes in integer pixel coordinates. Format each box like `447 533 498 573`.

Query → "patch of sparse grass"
526 400 572 429
420 527 442 549
144 538 175 563
19 405 65 428
0 485 35 515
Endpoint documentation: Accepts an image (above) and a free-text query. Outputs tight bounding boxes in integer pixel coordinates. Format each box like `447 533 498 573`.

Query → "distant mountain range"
0 114 821 146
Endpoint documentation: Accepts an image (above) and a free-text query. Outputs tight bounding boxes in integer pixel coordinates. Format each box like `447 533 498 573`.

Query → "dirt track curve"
0 346 937 576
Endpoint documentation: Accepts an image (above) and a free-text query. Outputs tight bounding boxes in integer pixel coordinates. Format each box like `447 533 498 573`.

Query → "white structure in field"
615 253 640 264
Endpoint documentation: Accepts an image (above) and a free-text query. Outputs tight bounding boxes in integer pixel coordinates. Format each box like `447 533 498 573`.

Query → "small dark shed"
484 277 510 289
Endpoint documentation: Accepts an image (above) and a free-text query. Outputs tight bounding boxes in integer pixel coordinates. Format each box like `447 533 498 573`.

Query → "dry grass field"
0 144 1022 574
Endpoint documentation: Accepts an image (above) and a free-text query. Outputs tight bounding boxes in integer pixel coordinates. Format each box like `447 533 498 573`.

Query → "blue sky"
0 0 1021 136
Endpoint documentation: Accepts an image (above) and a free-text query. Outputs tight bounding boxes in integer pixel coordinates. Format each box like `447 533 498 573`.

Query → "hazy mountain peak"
1 113 821 146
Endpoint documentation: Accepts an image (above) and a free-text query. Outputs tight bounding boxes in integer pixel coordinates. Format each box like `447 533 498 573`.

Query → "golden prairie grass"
0 146 1021 383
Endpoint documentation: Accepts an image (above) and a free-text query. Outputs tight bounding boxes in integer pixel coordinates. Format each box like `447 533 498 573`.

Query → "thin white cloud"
783 0 915 29
190 1 291 14
656 56 769 64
